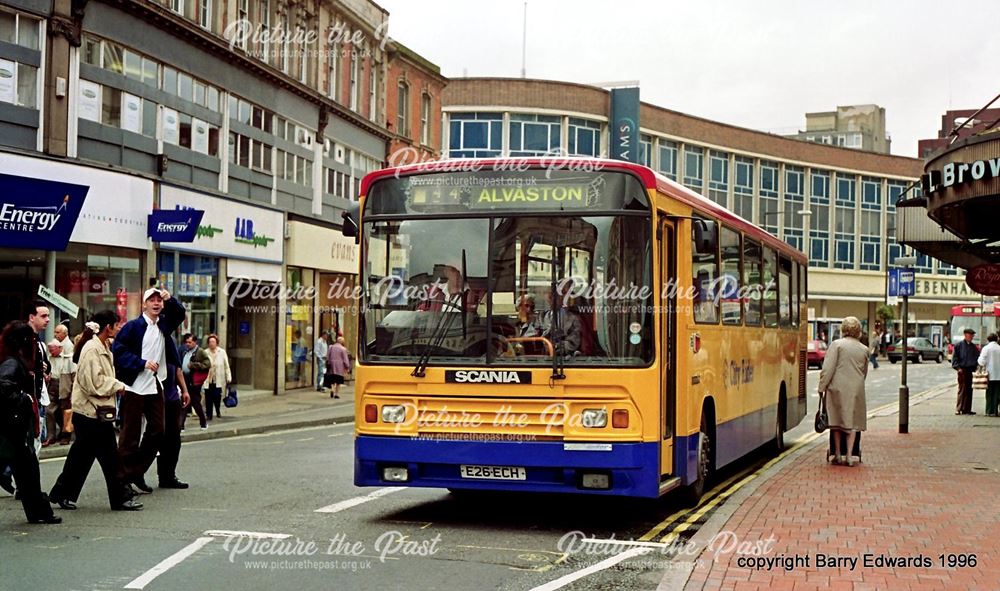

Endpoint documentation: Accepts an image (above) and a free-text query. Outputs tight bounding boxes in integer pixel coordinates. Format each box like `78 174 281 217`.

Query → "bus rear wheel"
772 396 787 454
681 413 712 506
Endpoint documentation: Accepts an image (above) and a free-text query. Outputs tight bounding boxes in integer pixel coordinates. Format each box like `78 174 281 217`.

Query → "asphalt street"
0 362 955 591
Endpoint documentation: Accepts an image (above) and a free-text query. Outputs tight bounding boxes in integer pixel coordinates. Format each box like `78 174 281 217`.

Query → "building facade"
385 40 446 166
788 104 891 155
917 108 1000 159
0 0 440 393
442 79 964 342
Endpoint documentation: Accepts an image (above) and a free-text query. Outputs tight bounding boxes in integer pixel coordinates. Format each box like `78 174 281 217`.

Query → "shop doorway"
227 280 277 393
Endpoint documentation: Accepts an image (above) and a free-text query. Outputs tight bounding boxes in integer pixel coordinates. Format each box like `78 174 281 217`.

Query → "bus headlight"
581 409 608 428
382 405 407 423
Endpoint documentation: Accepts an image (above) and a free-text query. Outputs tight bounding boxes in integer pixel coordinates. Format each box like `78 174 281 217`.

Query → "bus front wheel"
681 413 713 506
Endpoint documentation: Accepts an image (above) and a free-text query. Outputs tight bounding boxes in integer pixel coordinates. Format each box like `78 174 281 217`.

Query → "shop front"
285 220 359 391
159 185 284 394
0 152 153 331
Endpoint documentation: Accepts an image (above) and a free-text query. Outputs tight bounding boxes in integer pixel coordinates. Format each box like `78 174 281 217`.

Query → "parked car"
807 339 828 368
886 337 944 364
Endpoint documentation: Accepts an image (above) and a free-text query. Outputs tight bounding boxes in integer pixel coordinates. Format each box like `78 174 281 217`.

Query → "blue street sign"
889 268 915 297
899 269 915 296
0 173 89 250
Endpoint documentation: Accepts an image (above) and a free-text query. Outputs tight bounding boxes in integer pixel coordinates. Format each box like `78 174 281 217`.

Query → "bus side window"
763 247 779 328
721 226 742 326
692 218 719 324
743 238 762 326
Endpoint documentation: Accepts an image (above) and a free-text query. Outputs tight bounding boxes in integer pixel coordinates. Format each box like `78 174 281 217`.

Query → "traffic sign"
888 269 915 297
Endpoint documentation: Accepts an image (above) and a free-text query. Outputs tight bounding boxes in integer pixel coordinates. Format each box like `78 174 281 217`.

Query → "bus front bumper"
354 435 662 497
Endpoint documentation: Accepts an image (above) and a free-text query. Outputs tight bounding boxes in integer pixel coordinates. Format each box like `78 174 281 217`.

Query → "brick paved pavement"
674 384 1000 591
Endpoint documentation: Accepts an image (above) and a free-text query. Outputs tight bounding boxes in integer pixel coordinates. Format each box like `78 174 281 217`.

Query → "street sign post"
894 256 917 435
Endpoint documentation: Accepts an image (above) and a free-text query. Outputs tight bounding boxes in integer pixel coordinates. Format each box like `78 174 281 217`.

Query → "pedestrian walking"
952 328 980 415
0 321 60 523
52 324 76 445
978 333 1000 417
180 334 210 427
112 287 186 494
325 336 351 399
868 330 880 370
47 311 142 512
203 334 230 420
314 331 329 392
0 302 53 501
155 364 190 489
817 316 869 467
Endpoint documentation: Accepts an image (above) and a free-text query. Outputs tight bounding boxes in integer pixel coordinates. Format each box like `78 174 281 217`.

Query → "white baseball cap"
143 287 164 302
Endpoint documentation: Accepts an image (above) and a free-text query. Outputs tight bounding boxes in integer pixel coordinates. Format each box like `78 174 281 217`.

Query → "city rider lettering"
0 203 61 231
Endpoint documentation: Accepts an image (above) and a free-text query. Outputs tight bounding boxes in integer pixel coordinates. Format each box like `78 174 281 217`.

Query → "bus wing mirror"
341 204 360 244
693 219 717 253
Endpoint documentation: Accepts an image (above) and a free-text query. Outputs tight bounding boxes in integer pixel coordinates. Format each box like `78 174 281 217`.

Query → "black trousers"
6 437 53 521
182 376 206 428
157 399 183 482
50 413 130 508
205 384 223 419
957 368 975 414
117 390 164 482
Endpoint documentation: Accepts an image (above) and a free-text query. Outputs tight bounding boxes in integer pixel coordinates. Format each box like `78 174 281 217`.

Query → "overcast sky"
376 0 999 158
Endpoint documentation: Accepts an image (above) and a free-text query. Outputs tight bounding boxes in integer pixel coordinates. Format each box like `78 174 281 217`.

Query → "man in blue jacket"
113 288 185 493
952 328 980 415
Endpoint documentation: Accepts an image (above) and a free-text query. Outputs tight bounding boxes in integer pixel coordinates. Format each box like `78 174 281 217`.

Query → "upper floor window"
0 9 39 50
568 118 601 158
369 65 377 122
349 53 360 112
396 81 409 137
683 145 704 190
421 93 431 145
448 112 502 158
658 140 678 180
509 113 560 157
0 59 37 109
170 0 185 16
198 0 212 29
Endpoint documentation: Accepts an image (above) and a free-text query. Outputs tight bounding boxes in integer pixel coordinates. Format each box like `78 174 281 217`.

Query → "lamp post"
895 255 917 434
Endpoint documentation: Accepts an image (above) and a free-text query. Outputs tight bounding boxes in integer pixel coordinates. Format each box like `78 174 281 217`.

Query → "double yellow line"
639 395 913 543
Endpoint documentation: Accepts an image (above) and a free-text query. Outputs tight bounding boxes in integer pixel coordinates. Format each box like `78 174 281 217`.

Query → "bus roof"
361 157 805 264
950 303 1000 316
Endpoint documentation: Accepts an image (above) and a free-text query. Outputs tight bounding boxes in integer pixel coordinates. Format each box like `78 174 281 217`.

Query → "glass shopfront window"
285 267 315 389
55 244 143 329
157 252 219 342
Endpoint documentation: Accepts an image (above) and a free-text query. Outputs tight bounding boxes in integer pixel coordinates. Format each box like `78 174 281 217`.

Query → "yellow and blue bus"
345 158 807 501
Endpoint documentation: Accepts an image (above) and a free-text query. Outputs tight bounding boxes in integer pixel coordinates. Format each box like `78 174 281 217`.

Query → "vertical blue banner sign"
0 173 89 250
610 87 640 164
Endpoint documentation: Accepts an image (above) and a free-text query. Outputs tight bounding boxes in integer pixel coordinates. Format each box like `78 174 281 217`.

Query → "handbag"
91 401 117 423
973 367 989 391
223 386 238 408
814 392 829 433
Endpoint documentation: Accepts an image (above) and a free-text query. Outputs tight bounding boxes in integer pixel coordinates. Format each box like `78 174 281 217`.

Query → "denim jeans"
316 360 326 389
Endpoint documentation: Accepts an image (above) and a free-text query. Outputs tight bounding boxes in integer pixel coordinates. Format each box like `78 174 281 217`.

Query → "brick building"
385 40 446 166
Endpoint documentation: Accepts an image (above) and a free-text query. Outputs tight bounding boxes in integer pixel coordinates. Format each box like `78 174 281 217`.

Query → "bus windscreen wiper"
550 260 566 383
411 294 462 378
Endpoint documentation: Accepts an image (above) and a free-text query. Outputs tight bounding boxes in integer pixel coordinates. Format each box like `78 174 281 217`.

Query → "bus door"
659 219 677 477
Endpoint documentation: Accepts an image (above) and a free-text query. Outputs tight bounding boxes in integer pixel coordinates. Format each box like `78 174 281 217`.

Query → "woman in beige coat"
48 311 142 511
204 334 231 419
817 316 869 466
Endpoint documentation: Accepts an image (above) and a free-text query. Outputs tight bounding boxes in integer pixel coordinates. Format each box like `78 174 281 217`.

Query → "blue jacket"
952 340 980 371
113 298 185 387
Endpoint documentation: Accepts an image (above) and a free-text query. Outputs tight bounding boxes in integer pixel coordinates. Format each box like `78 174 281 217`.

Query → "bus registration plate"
459 465 526 480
